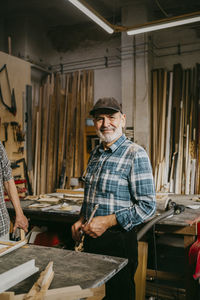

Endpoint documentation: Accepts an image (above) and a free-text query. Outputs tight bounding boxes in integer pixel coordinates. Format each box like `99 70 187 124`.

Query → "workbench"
7 199 79 225
6 194 200 300
6 194 200 234
0 244 127 296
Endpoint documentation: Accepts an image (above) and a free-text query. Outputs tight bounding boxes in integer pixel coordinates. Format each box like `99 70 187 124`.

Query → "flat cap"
90 97 122 116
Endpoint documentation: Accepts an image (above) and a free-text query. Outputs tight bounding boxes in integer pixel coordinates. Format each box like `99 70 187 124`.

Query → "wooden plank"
157 69 163 164
46 88 56 193
23 261 54 300
147 269 184 283
66 72 78 188
175 99 184 194
79 73 86 176
0 240 27 257
196 64 200 193
87 285 105 300
160 70 167 163
0 292 15 300
33 112 39 195
15 286 93 300
40 78 50 194
135 241 148 300
57 93 66 185
52 74 61 189
36 87 43 195
164 71 173 187
152 70 158 174
172 64 182 153
59 74 70 189
74 71 81 178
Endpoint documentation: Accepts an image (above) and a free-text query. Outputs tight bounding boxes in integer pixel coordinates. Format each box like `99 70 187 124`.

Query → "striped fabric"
81 135 156 231
0 142 13 237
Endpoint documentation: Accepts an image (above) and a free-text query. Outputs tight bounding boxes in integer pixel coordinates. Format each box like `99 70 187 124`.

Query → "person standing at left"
0 142 28 240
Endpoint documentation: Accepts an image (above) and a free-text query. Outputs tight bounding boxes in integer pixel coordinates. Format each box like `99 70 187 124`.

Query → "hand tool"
75 203 99 252
0 64 17 115
10 228 21 241
10 158 33 195
10 122 25 143
2 122 9 146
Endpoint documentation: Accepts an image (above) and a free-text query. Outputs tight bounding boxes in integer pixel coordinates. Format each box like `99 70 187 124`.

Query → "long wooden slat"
40 78 50 194
36 87 43 195
164 71 173 187
59 74 70 189
57 92 66 185
23 261 54 300
80 72 86 175
74 71 81 178
196 64 200 193
152 70 158 174
33 112 39 195
46 77 56 193
172 64 182 153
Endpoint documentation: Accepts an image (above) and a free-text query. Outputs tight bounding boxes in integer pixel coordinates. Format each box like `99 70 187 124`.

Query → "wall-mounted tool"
11 158 32 195
10 122 25 143
0 64 17 115
13 146 24 155
2 122 9 146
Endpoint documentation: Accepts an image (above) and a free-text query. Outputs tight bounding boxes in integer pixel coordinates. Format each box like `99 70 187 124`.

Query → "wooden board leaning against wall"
151 63 200 195
32 70 94 195
0 51 31 198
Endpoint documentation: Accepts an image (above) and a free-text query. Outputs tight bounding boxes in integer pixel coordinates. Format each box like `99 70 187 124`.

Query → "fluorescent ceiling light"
68 0 114 34
127 15 200 35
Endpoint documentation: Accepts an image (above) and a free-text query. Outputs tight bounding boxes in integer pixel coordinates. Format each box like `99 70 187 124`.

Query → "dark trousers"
84 227 138 300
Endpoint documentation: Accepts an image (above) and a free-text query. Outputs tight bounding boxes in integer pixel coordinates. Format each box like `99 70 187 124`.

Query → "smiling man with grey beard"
72 97 156 300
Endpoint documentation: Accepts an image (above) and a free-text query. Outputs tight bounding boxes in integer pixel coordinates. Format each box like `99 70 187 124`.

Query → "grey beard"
97 126 123 143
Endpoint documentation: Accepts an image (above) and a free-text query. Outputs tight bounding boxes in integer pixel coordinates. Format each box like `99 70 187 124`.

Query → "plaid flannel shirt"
0 142 13 237
81 134 156 231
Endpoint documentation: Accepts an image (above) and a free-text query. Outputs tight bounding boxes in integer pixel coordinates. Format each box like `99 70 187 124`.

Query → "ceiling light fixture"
127 12 200 36
67 0 114 34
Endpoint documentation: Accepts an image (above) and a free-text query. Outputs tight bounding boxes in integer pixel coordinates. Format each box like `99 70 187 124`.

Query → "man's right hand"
71 218 84 242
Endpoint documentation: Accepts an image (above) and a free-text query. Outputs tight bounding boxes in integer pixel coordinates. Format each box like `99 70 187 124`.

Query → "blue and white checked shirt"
0 142 13 237
81 134 156 231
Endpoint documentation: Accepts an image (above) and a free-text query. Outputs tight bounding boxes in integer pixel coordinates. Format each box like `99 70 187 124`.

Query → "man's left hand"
82 214 117 238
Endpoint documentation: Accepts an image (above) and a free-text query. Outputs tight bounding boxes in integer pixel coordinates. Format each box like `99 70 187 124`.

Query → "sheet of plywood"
0 51 31 179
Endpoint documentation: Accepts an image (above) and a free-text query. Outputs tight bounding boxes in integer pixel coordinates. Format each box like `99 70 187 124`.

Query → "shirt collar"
98 134 126 153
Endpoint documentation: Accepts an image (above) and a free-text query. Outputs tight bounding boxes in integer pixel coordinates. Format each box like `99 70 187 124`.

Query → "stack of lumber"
32 70 94 195
151 63 200 194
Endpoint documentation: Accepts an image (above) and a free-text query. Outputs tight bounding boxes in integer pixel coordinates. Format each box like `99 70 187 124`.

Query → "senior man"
72 97 156 300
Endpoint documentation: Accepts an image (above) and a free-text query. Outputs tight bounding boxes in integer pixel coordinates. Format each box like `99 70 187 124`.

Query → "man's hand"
82 214 117 238
71 218 84 242
4 179 28 233
13 213 29 233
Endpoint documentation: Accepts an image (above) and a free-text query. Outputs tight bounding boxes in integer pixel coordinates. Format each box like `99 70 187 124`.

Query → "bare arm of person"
4 179 28 232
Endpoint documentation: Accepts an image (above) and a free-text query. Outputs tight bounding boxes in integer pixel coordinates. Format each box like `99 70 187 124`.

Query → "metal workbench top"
0 244 127 294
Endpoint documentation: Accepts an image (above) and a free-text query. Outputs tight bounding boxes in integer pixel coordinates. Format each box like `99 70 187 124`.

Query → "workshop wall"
1 17 57 67
0 9 200 155
0 51 31 180
151 26 200 69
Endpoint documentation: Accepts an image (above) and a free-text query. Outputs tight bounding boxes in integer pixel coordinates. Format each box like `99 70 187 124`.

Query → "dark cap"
90 97 122 116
